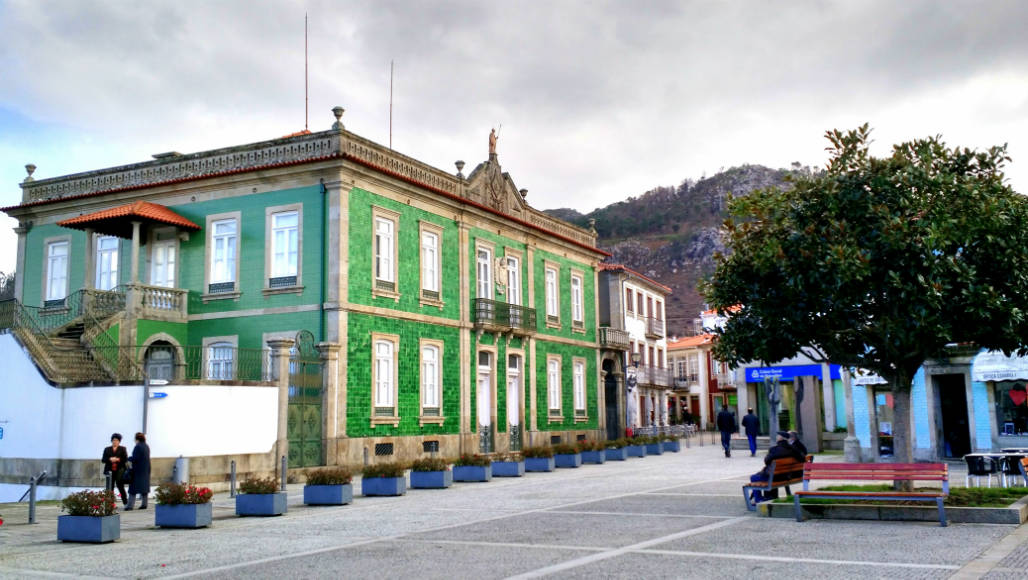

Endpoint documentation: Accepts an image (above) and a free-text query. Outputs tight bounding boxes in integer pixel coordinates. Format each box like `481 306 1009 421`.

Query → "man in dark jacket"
748 431 804 502
716 405 737 457
741 408 760 456
789 430 808 458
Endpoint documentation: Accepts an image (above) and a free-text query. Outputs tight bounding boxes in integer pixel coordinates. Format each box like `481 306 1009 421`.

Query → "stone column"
268 338 295 471
459 223 472 450
13 223 29 302
821 362 836 431
842 368 861 462
698 351 710 429
84 228 95 291
130 221 141 284
318 342 342 465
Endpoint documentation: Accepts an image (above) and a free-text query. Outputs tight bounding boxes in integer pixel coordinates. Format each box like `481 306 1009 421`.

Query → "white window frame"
43 237 70 303
203 212 241 301
573 357 587 419
94 235 119 291
371 333 400 425
476 244 493 300
547 355 562 418
506 352 523 431
149 227 178 289
570 270 584 330
505 253 521 306
264 204 303 295
477 348 496 431
420 339 445 424
419 221 444 307
544 262 560 327
203 335 237 381
372 207 400 301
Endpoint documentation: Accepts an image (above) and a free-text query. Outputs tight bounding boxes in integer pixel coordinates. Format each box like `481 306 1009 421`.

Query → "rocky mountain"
546 164 808 336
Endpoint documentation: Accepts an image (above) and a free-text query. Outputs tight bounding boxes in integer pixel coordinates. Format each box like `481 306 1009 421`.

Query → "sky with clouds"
2 0 1028 275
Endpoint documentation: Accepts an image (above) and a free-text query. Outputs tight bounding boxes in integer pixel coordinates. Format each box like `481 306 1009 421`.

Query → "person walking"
101 433 129 506
125 432 151 511
742 408 760 457
716 404 737 457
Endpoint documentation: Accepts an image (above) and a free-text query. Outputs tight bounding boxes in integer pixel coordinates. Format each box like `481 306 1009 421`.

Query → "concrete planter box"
155 503 213 528
57 514 120 543
453 465 492 482
645 442 664 455
525 457 556 472
627 444 646 457
236 492 287 516
303 484 354 505
763 497 1028 525
362 476 406 496
555 453 583 468
492 461 525 477
410 470 453 489
581 450 607 464
662 440 681 453
605 447 629 461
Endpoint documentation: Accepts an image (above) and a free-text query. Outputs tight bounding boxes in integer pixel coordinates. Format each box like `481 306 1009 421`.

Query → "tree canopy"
704 124 1028 463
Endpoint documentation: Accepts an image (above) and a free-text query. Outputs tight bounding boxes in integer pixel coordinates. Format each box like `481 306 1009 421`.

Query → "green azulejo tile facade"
346 312 461 437
534 341 599 431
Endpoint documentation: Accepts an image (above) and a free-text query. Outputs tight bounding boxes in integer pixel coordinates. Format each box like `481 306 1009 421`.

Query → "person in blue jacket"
125 432 151 510
716 405 737 457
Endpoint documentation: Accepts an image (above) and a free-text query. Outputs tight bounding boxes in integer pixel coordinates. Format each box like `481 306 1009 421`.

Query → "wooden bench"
793 462 949 526
742 457 805 511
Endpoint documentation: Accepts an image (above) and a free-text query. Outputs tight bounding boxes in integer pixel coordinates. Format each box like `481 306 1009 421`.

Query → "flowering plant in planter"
453 454 492 467
605 438 628 449
155 483 214 505
552 443 578 455
411 458 451 472
62 489 118 516
361 462 407 496
239 477 280 494
305 467 353 485
362 462 407 479
521 445 554 458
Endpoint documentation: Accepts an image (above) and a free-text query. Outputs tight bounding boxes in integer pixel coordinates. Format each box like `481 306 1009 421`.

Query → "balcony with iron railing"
634 364 671 387
472 298 537 335
645 317 665 339
598 326 630 350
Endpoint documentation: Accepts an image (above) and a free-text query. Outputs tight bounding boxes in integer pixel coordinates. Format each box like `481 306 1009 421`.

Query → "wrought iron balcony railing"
472 298 537 334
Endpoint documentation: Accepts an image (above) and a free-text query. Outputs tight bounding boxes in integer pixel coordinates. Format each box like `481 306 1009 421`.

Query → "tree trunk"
890 372 914 491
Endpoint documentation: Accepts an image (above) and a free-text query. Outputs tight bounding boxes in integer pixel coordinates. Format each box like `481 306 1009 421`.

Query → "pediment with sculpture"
462 129 528 216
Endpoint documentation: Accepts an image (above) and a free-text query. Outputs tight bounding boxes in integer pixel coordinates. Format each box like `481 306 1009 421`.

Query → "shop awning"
57 201 200 239
971 351 1028 382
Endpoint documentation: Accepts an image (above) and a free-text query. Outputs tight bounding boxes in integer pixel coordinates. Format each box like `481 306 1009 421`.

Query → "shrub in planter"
154 482 214 528
626 437 647 457
236 476 287 516
410 458 453 489
522 446 556 472
491 453 525 477
605 439 630 461
577 440 607 464
661 434 682 452
644 435 665 455
304 467 354 505
362 462 407 496
453 454 492 482
553 443 583 468
58 489 120 543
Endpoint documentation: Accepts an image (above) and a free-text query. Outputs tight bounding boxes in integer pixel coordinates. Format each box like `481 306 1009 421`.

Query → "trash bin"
173 456 189 484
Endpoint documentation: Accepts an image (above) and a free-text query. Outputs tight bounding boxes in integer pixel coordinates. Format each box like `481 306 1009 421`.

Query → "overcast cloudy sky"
2 0 1028 274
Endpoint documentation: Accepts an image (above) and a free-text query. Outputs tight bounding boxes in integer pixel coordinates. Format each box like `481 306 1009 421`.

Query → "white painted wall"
0 334 278 462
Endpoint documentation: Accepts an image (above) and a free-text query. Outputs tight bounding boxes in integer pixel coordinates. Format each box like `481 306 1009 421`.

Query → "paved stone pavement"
1 443 1027 579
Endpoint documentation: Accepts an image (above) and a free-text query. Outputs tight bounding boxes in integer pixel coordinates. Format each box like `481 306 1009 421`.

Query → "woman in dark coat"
126 432 151 510
101 433 129 505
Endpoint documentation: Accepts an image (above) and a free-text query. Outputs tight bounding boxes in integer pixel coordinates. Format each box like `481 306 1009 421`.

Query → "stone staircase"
14 326 113 385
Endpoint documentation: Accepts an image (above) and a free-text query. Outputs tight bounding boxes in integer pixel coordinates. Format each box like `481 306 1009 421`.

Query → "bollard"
230 460 237 498
280 455 287 491
28 475 38 524
106 472 113 491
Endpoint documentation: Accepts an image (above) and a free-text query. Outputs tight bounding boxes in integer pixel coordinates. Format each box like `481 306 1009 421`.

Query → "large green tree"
704 125 1028 464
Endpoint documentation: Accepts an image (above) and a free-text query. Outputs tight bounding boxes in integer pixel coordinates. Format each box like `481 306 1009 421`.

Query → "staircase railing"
1 299 72 383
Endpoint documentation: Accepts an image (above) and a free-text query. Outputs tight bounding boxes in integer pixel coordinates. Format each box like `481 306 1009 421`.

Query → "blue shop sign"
746 364 840 382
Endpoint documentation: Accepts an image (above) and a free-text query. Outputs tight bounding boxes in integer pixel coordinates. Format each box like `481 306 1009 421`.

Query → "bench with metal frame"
741 457 805 511
793 462 949 527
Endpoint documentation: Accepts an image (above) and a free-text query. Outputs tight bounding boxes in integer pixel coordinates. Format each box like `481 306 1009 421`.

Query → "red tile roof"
667 333 715 349
57 201 200 239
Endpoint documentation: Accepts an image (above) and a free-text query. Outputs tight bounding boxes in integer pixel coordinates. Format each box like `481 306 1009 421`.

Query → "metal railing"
598 326 630 350
92 344 274 383
472 298 537 333
645 317 665 338
635 364 671 387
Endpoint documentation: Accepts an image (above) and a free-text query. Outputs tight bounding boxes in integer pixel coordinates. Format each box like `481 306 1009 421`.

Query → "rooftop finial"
331 106 345 130
455 160 465 178
24 164 36 183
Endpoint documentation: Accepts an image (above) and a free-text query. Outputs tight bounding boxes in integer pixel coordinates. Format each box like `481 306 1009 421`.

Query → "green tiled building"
2 109 608 473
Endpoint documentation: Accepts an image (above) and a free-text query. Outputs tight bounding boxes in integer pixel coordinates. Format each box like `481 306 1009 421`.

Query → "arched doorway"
603 358 621 440
144 341 175 382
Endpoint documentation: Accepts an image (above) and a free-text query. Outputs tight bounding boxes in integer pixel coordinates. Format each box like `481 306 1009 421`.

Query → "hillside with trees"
546 164 810 336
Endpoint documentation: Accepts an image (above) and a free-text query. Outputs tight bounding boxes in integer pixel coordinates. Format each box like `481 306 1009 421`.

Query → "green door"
288 330 324 468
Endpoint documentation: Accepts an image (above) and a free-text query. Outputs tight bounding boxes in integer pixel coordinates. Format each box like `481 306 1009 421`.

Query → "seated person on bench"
749 430 804 503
